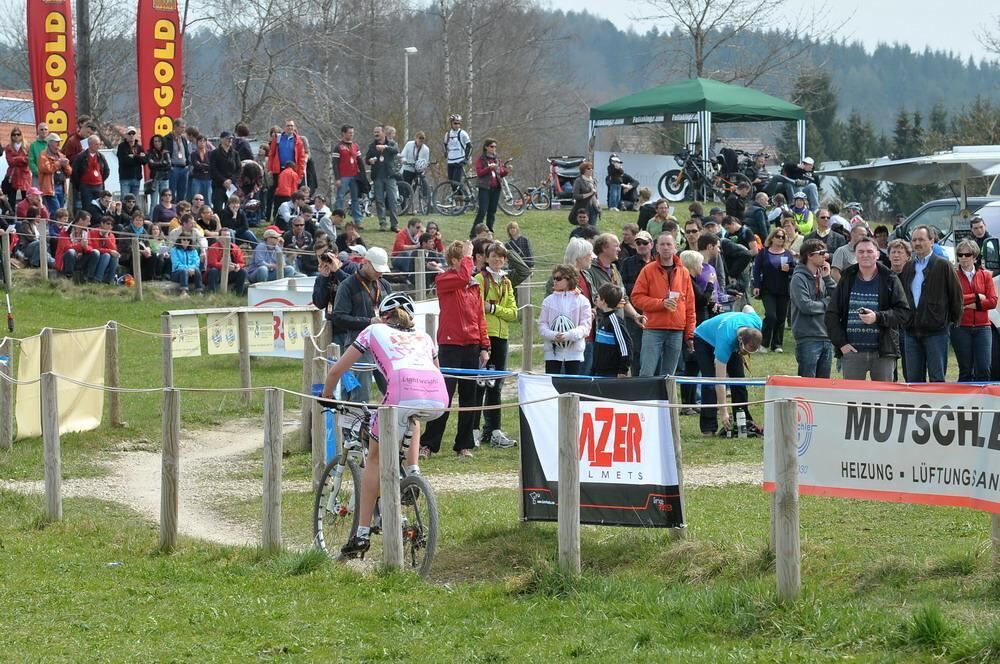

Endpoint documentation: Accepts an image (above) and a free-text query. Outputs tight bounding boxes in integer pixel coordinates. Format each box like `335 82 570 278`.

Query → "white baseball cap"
802 156 815 165
365 246 391 273
348 245 367 257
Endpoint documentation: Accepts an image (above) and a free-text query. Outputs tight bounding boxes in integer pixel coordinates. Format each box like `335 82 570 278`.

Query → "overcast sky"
540 0 996 62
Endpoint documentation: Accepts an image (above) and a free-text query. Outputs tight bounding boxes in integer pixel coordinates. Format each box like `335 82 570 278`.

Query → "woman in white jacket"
538 264 593 374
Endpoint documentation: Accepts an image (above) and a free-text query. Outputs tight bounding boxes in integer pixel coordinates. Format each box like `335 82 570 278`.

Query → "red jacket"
4 144 31 191
957 267 998 328
267 133 306 177
54 228 90 272
391 228 419 256
206 242 246 271
475 154 508 190
435 256 490 349
630 254 696 339
96 231 118 254
275 166 299 197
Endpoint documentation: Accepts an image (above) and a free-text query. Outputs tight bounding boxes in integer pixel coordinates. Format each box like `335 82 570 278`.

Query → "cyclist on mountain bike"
320 291 448 557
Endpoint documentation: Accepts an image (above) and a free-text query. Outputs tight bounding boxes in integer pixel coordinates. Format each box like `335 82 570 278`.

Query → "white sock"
356 526 370 539
406 464 420 476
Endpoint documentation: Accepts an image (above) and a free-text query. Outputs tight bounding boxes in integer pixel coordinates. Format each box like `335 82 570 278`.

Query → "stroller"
547 156 586 205
237 160 264 226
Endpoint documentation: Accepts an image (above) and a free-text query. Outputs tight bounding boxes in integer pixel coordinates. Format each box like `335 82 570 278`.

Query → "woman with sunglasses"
146 134 171 213
538 265 592 375
751 227 795 353
3 128 31 204
951 239 997 382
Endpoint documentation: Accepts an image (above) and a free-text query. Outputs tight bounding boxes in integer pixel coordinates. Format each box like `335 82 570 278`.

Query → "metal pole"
403 50 409 144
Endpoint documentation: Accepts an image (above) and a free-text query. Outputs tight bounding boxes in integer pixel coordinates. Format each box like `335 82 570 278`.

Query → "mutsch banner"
26 0 76 138
136 0 183 144
764 377 1000 514
518 374 683 527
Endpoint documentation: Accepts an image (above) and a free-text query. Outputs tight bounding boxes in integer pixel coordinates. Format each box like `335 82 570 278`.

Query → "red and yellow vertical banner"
136 0 183 146
26 0 76 138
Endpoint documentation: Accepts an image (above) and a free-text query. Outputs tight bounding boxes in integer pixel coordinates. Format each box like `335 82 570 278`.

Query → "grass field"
1 207 999 661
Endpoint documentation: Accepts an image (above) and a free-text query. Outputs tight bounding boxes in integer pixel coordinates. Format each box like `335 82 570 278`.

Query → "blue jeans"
639 328 683 377
903 329 949 382
607 183 622 209
61 248 98 277
44 184 65 216
76 184 103 211
27 240 56 268
189 178 212 204
372 177 398 229
248 265 296 283
207 267 247 293
795 338 833 378
120 179 142 200
172 268 203 291
951 326 992 382
169 166 190 201
92 252 119 283
581 342 594 376
335 176 362 225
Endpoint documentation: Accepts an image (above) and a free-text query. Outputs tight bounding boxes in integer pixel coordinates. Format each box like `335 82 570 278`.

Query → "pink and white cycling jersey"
352 323 448 406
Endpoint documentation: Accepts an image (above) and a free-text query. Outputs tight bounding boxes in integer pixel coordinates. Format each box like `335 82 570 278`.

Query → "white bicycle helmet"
378 292 416 317
550 315 575 349
449 114 462 122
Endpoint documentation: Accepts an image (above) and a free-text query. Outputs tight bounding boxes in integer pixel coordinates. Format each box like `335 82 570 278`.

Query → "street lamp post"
403 46 418 143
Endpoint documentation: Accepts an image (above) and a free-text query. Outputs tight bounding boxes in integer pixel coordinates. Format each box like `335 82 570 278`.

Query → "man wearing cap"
209 132 241 214
620 229 654 374
117 127 145 200
606 154 625 211
37 134 71 216
15 187 49 223
248 228 296 283
70 136 109 213
332 246 394 402
28 122 50 187
768 158 818 211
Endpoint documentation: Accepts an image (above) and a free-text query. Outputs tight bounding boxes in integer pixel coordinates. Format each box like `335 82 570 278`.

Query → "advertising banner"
26 0 76 137
206 313 239 355
170 314 201 358
764 377 1000 514
136 0 183 145
518 374 683 527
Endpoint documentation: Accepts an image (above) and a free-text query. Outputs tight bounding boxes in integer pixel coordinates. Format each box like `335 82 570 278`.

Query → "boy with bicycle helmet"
320 291 448 557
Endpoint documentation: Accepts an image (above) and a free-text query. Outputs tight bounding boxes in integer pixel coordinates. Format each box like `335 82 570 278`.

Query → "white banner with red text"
763 377 1000 514
518 373 683 527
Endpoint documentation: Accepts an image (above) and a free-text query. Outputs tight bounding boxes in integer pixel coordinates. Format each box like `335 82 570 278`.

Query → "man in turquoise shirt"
693 307 763 436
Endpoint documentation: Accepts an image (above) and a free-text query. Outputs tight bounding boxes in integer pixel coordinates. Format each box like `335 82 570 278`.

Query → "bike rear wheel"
659 169 688 201
397 180 414 215
433 180 467 216
400 474 438 577
499 182 525 217
530 189 551 211
313 456 362 560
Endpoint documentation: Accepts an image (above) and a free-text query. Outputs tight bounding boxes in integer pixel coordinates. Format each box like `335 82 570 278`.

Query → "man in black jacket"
898 225 964 382
332 246 393 402
825 237 911 381
743 191 769 241
208 131 240 214
116 127 145 200
366 125 400 232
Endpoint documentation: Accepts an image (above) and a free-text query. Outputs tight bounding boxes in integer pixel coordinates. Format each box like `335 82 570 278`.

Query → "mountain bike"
659 146 752 202
402 171 433 215
432 173 478 216
361 176 414 218
522 185 551 210
313 403 438 577
498 161 524 217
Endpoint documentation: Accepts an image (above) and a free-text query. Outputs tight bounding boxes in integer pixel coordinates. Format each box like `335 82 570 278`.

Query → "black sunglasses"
957 252 975 258
635 239 650 245
774 234 786 239
809 250 828 257
552 275 566 281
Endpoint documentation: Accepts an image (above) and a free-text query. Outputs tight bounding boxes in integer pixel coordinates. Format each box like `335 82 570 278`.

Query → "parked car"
891 196 1000 243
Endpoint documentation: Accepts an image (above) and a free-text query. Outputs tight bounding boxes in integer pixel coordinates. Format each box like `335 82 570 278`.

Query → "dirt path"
1 415 761 547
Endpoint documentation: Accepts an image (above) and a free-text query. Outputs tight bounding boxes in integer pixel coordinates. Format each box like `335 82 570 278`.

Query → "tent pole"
797 120 806 161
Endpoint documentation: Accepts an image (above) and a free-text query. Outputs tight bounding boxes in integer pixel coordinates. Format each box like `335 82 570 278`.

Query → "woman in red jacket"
951 238 998 382
470 139 510 238
3 128 31 204
419 239 491 458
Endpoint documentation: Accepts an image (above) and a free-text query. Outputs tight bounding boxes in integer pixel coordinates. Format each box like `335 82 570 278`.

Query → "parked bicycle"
433 160 524 217
658 144 753 202
521 185 551 211
313 403 438 577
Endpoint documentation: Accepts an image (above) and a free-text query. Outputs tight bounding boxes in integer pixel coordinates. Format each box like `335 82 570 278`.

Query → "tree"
832 111 883 218
882 109 942 215
777 69 838 164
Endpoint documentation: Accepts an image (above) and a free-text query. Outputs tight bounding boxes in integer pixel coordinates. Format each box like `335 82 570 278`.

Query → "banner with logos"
518 374 683 527
136 0 183 145
763 377 1000 514
26 0 76 138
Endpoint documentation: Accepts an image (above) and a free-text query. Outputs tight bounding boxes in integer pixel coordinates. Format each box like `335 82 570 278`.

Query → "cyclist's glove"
318 395 338 410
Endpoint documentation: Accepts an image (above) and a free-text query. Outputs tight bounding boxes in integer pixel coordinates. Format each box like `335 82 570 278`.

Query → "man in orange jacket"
630 231 696 377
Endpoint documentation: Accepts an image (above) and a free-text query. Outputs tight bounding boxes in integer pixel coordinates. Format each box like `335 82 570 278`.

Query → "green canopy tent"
588 77 807 197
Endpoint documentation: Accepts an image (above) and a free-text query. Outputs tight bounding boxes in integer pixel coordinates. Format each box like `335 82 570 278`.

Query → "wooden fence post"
105 322 123 427
518 283 533 373
262 388 283 553
557 393 581 575
665 378 687 541
774 399 801 602
130 236 143 301
37 219 49 281
237 311 251 404
1 231 11 289
0 337 12 451
220 234 231 294
40 327 53 374
160 388 180 552
161 314 173 387
299 333 316 454
379 404 403 570
276 250 286 279
41 371 62 522
415 249 426 300
310 348 329 491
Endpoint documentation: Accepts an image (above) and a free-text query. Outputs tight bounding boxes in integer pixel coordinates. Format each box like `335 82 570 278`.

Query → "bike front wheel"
433 181 467 216
397 180 414 215
313 456 362 560
530 189 551 210
659 169 688 201
400 474 438 577
499 182 525 216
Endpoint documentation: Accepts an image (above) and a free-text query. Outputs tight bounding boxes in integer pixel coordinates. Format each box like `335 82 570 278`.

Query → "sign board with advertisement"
594 151 676 201
518 374 683 527
763 377 1000 514
247 277 440 359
